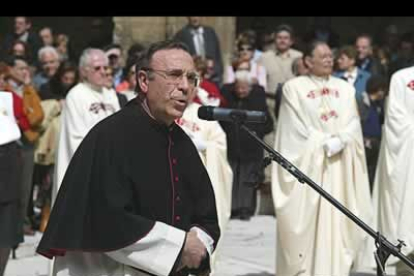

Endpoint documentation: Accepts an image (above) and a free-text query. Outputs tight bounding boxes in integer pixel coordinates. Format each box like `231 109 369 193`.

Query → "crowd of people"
1 16 414 276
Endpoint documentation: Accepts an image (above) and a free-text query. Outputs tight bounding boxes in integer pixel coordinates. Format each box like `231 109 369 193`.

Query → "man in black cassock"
36 40 220 276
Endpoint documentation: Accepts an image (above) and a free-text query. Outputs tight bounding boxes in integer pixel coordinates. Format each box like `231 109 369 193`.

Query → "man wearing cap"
104 44 124 87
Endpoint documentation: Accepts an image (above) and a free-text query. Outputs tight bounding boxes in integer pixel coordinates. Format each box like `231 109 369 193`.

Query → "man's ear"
137 70 149 94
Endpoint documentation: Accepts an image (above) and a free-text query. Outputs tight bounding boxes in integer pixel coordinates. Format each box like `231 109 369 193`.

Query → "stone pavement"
4 215 393 276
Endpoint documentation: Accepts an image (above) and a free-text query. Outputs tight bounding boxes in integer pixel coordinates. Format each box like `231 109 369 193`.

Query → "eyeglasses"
142 67 200 88
239 46 253 52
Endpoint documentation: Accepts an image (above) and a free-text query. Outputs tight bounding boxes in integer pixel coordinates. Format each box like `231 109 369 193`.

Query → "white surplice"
271 75 373 276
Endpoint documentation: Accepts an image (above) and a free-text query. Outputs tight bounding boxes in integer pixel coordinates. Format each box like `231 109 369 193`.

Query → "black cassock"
37 99 219 274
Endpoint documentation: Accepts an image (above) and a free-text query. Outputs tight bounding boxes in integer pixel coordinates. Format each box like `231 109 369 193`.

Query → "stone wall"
113 16 236 67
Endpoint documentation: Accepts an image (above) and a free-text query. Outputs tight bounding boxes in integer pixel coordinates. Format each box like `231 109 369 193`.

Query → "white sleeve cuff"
105 221 186 276
190 226 214 256
323 136 345 157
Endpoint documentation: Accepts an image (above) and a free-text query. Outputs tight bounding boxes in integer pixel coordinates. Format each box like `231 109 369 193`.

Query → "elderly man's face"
41 52 60 78
235 80 251 99
305 43 333 77
139 49 197 125
84 52 108 88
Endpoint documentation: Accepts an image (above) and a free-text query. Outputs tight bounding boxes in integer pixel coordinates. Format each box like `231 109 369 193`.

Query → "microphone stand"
235 121 414 276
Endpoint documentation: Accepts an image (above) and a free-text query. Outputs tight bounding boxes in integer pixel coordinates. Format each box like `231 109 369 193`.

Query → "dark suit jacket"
357 57 387 77
220 83 274 161
174 25 223 85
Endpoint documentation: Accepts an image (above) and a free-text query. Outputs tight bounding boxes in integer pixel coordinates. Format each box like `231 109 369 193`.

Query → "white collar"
345 67 357 79
191 26 204 35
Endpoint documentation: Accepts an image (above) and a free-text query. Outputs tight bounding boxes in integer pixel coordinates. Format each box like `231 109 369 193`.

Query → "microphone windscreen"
198 106 214 121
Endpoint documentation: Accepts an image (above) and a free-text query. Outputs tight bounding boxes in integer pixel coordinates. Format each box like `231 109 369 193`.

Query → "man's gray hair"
38 46 59 61
234 70 252 84
79 48 108 69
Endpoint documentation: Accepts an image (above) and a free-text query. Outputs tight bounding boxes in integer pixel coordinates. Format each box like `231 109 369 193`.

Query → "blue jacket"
333 68 371 105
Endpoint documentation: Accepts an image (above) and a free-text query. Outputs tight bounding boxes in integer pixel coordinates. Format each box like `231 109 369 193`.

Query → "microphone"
198 106 266 123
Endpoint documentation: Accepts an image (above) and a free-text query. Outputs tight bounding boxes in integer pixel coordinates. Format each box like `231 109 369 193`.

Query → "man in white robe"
271 41 372 276
372 66 414 276
177 86 233 274
52 48 120 201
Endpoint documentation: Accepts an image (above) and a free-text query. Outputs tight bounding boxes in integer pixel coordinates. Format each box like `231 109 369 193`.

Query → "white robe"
0 92 21 145
177 102 233 273
371 66 414 266
52 83 121 201
271 75 372 276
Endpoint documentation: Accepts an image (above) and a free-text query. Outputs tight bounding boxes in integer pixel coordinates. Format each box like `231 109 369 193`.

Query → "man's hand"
178 230 207 271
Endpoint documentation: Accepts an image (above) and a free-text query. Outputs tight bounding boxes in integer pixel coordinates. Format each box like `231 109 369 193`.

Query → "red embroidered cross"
407 80 414 90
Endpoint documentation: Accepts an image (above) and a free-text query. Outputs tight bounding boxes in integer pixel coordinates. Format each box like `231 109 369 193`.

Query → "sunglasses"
92 65 109 72
239 46 253 52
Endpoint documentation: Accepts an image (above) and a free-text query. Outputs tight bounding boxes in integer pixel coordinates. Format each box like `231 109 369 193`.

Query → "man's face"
60 71 76 88
40 28 54 46
83 52 108 88
275 31 293 52
41 52 60 78
139 49 197 125
235 80 251 99
337 53 355 71
11 59 30 84
356 37 372 60
188 17 201 28
14 17 29 36
12 43 25 57
103 67 114 89
305 43 333 77
106 48 122 70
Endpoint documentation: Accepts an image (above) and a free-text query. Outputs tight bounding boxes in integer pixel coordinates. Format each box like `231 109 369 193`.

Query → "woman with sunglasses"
224 38 267 89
